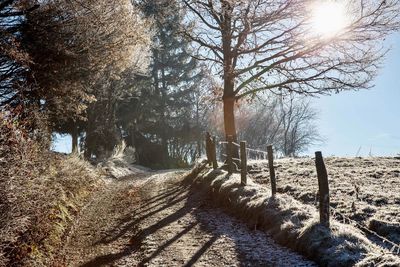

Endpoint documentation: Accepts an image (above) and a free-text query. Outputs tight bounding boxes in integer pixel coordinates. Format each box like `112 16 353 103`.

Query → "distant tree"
190 71 216 159
84 67 144 159
278 96 321 157
236 98 283 152
53 119 85 154
182 0 400 146
237 94 321 157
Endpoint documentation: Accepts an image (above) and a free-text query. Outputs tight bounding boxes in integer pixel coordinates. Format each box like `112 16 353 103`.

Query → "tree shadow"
182 235 219 267
80 243 140 267
92 185 190 246
79 171 308 267
80 179 204 266
85 175 217 266
139 222 198 266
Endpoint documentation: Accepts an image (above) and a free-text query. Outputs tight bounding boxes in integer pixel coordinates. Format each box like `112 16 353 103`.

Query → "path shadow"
80 173 226 267
139 222 198 266
92 184 190 246
79 170 310 267
183 235 219 267
80 176 204 266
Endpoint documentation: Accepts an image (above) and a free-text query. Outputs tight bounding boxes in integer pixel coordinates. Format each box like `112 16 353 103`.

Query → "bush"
0 109 103 266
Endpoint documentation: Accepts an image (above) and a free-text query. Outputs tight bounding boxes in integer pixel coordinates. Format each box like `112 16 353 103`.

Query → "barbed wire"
219 141 269 158
330 207 400 255
221 154 241 161
215 138 399 255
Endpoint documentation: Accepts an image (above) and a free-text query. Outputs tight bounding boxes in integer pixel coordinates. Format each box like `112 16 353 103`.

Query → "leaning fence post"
227 135 234 174
315 151 330 228
205 132 212 165
240 141 247 185
267 145 277 196
211 136 218 169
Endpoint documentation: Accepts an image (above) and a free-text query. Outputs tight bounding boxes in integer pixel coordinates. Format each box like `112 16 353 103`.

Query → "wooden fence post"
205 132 212 165
315 151 330 228
227 135 234 174
267 145 276 196
211 136 218 169
240 141 247 185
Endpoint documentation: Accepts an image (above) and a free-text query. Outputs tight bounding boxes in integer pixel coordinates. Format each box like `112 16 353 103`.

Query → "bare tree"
182 0 400 143
238 94 321 157
278 95 321 156
236 97 282 150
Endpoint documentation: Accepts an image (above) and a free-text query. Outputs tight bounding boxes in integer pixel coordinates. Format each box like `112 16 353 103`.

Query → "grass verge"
0 153 104 267
186 165 400 267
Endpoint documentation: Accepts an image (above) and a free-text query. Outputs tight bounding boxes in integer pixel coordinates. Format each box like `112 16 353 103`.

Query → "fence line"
206 133 400 255
331 207 400 255
219 141 269 158
213 136 276 195
221 154 240 161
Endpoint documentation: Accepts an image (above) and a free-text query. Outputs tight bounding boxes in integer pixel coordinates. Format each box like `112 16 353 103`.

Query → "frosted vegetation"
189 163 400 266
1 0 400 266
248 157 400 248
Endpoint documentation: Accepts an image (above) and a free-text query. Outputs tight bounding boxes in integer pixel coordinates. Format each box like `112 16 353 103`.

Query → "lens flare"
310 1 348 38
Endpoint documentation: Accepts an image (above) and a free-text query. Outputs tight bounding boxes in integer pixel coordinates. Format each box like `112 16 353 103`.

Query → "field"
248 157 400 248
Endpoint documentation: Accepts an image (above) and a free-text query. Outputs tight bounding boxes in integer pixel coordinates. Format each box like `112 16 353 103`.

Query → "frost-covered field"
248 157 400 246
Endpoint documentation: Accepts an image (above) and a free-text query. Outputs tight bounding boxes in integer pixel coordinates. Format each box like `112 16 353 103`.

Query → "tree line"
1 0 399 168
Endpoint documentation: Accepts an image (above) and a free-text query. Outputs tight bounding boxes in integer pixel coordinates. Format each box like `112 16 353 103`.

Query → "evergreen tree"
124 0 204 167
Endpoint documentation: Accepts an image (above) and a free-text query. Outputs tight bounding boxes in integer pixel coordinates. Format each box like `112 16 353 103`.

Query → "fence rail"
205 132 400 254
219 141 269 158
208 132 299 200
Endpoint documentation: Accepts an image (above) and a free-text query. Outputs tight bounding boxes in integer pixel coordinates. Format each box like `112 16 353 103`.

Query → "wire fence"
331 207 400 255
219 141 269 160
206 133 400 255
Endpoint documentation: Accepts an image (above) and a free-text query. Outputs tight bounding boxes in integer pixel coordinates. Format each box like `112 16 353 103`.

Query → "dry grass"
187 165 400 266
0 112 104 266
248 157 400 246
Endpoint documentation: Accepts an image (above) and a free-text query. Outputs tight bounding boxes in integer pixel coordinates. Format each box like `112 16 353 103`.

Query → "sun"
310 1 349 38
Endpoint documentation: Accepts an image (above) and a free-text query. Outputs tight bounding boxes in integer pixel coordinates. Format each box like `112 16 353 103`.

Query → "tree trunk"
71 127 78 154
197 139 202 159
161 135 169 165
221 1 238 158
223 97 237 141
223 96 239 158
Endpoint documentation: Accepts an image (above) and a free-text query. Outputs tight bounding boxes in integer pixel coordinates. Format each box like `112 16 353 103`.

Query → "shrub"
0 109 103 266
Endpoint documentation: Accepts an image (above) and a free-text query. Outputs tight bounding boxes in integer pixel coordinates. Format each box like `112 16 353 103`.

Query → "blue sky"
308 33 400 156
54 33 400 157
53 133 72 154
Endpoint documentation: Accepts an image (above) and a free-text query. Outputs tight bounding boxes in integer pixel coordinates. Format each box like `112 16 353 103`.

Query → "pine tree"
125 0 204 167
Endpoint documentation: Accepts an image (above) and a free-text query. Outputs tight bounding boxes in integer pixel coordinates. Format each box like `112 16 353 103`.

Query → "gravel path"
60 169 317 266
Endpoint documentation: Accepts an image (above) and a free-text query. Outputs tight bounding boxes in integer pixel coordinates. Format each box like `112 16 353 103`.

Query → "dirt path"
61 169 317 266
